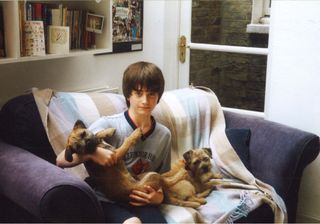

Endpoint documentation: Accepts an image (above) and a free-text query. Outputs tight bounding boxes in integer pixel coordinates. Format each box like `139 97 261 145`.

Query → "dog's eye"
203 157 210 162
193 160 200 165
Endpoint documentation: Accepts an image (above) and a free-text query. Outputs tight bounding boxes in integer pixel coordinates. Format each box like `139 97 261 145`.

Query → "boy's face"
128 86 159 116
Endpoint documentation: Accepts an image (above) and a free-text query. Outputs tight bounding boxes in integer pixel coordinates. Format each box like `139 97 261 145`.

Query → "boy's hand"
88 147 117 167
129 186 164 206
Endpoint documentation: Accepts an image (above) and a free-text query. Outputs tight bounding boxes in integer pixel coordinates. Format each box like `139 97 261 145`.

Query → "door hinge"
179 35 186 63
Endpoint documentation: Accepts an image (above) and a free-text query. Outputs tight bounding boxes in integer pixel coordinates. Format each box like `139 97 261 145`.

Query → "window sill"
246 24 269 34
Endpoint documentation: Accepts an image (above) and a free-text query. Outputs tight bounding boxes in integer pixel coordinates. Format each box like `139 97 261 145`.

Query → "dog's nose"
86 139 97 153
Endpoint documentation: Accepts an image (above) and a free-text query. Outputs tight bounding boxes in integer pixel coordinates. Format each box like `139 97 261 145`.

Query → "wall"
0 0 180 107
265 0 320 222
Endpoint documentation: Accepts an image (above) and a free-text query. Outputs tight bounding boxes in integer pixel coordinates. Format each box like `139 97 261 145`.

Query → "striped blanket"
33 87 287 223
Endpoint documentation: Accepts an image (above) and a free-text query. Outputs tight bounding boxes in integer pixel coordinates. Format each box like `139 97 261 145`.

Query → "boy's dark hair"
122 61 165 107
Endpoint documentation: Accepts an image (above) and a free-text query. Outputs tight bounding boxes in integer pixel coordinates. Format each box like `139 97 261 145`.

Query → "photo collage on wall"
112 0 143 53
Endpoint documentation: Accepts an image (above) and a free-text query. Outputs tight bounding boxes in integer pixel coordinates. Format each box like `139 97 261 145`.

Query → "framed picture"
112 0 143 53
86 13 105 34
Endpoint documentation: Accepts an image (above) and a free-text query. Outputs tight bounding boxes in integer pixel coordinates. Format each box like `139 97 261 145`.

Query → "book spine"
51 8 61 26
42 4 50 53
0 5 6 57
62 7 68 26
73 10 79 49
67 10 73 49
34 3 42 21
26 2 33 21
18 1 26 56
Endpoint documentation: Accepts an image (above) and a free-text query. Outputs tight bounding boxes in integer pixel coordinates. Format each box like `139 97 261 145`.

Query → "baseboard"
296 214 320 223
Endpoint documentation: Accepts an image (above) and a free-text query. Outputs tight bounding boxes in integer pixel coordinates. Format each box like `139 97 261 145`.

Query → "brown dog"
161 148 223 208
65 120 162 202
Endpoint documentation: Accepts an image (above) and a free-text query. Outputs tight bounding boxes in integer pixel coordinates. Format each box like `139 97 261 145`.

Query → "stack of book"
19 1 97 56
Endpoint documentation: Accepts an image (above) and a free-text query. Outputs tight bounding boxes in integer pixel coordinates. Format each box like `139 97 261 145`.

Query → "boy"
57 61 171 223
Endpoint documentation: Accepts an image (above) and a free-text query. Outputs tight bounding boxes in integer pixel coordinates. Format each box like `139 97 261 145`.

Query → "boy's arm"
56 149 87 168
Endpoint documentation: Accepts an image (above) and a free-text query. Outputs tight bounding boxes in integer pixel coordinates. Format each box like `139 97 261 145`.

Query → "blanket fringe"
226 191 253 224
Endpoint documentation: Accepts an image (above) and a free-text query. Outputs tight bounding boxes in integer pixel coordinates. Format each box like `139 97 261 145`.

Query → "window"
190 0 269 112
246 0 271 34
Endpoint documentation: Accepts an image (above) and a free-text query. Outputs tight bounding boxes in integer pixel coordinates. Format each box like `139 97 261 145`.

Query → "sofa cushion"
225 128 251 170
0 93 56 164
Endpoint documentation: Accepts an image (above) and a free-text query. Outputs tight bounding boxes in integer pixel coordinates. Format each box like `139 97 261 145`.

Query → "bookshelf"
0 0 112 65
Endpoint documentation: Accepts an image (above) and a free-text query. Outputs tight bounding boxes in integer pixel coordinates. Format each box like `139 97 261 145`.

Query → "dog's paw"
181 170 189 179
105 128 116 136
201 200 207 205
96 128 116 140
128 128 143 143
212 172 223 179
189 202 202 208
198 198 207 205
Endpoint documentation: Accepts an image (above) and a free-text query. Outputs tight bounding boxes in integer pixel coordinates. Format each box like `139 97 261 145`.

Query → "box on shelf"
48 25 69 54
24 21 46 56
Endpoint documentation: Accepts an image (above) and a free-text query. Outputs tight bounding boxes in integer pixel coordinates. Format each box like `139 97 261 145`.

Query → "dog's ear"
73 120 86 130
183 150 193 164
65 146 74 162
202 147 212 158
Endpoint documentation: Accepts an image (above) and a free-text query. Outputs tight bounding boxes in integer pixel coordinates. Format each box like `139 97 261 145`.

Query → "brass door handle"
179 35 186 63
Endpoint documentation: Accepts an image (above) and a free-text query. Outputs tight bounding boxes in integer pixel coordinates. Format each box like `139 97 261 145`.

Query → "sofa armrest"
0 141 104 222
224 110 320 222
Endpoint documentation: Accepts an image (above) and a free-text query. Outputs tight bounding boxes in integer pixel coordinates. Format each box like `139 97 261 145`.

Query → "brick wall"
190 0 268 112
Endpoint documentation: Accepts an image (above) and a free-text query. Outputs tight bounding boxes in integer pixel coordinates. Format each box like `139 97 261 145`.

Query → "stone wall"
190 0 268 112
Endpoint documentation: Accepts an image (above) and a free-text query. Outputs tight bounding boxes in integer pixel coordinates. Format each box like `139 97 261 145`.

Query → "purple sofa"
0 93 319 223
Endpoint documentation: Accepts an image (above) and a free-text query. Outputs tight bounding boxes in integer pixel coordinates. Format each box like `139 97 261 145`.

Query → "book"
48 25 69 54
33 3 42 21
72 10 80 49
0 5 6 57
18 1 26 56
21 3 98 53
24 20 46 56
51 8 61 26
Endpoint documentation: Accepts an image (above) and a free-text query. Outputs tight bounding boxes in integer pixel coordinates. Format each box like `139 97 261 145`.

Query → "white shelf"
0 48 112 64
0 0 112 64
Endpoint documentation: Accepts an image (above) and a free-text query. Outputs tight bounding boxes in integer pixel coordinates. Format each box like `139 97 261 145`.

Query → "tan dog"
65 120 162 202
161 148 223 208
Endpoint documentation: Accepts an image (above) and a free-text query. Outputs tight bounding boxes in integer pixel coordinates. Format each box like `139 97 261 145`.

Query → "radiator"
75 86 119 93
25 86 119 94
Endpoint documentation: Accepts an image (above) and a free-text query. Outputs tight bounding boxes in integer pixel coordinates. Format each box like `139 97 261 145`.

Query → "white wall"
265 0 320 222
0 0 180 107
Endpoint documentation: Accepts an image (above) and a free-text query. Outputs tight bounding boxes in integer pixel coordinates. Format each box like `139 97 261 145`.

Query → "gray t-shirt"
89 111 171 175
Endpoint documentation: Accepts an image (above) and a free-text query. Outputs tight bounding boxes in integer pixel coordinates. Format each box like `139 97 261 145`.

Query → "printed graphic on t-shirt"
131 158 150 175
125 151 156 162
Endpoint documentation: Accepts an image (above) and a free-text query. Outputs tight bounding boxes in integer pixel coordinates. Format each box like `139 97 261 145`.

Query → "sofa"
0 89 319 223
